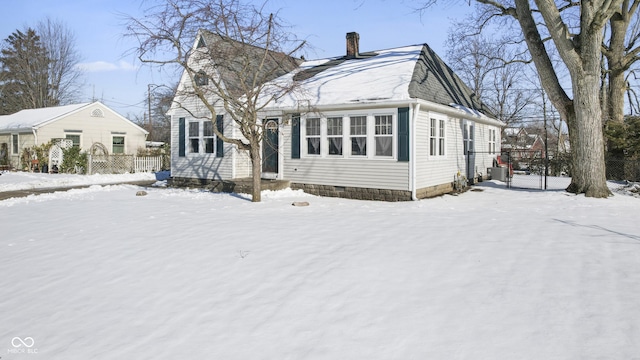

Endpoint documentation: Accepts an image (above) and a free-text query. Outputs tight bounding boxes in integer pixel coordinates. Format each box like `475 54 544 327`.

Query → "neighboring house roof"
0 103 89 132
261 43 493 117
0 101 148 134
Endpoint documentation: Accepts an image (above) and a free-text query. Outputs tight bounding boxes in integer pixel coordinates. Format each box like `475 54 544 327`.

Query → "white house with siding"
169 32 504 200
0 101 148 170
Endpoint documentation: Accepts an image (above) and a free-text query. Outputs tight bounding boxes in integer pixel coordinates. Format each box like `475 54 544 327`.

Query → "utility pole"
147 84 153 141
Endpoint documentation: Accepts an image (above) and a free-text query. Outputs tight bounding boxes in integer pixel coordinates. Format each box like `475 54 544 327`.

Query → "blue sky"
0 0 472 119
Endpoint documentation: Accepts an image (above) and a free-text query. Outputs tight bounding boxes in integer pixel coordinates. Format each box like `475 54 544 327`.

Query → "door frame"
261 118 280 179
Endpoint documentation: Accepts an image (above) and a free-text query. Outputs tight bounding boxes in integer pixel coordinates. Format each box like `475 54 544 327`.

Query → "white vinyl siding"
415 109 498 189
33 103 147 154
415 110 456 189
170 109 247 180
283 108 409 191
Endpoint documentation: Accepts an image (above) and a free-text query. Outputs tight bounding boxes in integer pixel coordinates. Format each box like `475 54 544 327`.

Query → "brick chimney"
346 32 360 58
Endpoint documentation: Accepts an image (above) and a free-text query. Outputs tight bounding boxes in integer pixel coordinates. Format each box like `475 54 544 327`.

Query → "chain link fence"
495 151 640 190
606 158 640 182
499 150 572 190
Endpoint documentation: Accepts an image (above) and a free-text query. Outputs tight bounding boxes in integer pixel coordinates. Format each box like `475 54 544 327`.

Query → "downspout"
411 103 420 201
32 128 38 146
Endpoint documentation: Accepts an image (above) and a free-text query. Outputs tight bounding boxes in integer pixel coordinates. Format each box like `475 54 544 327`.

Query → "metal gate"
500 150 572 190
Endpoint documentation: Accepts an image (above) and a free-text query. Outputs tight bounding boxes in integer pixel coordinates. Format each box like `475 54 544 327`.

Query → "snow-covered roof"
263 45 423 108
260 43 494 119
0 103 90 131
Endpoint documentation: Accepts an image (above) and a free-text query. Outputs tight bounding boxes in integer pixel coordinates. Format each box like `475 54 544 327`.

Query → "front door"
262 119 279 177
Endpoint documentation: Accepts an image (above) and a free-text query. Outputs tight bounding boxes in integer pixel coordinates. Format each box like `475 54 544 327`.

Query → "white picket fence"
134 156 163 173
87 155 163 175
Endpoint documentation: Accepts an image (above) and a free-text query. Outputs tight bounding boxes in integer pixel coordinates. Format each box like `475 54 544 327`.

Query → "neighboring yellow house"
0 101 148 170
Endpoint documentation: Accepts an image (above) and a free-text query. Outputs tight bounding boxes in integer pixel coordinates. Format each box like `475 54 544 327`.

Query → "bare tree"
36 17 84 105
446 24 536 128
124 0 304 202
148 84 176 143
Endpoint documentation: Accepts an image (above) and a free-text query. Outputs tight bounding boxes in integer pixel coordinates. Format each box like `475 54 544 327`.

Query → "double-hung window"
327 117 343 156
306 117 321 155
430 118 446 156
187 120 219 155
350 116 367 156
374 115 392 157
189 121 200 153
65 134 81 148
203 121 215 154
112 136 125 154
439 119 445 155
430 118 437 156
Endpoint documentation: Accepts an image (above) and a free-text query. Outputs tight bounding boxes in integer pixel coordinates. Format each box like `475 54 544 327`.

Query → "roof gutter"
0 127 33 133
416 99 506 127
265 98 504 127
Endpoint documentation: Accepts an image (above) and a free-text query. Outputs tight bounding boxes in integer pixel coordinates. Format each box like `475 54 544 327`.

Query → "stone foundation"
291 183 413 202
170 177 461 201
415 183 454 199
168 177 290 194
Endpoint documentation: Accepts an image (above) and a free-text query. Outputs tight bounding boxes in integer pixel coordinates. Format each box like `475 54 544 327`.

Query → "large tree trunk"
512 0 612 197
607 11 628 126
564 5 611 198
249 144 262 202
566 72 610 197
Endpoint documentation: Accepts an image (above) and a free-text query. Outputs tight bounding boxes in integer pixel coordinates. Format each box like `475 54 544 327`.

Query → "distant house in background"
170 32 504 200
502 127 546 157
0 101 148 170
502 126 571 174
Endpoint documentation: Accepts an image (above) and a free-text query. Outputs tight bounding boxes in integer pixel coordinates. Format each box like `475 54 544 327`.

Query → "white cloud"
77 60 139 72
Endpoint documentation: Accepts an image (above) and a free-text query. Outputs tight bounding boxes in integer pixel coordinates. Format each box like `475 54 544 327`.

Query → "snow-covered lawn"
1 175 639 359
0 171 163 192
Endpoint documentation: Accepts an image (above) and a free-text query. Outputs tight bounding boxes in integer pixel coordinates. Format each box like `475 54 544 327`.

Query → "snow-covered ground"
0 171 165 192
1 174 639 359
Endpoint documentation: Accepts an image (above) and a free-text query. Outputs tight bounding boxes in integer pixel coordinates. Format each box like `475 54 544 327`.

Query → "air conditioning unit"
489 167 507 182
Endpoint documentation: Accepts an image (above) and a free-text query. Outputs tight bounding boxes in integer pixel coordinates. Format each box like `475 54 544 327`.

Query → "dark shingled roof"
409 44 493 117
198 30 302 98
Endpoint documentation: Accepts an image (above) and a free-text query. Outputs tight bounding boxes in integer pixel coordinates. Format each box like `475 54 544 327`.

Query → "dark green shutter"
216 115 224 157
291 114 300 159
178 117 186 157
397 107 410 161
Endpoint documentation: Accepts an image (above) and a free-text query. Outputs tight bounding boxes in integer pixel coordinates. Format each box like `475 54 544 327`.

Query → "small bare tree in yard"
124 0 304 202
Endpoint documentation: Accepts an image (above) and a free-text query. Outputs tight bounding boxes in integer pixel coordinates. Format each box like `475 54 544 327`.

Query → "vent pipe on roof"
346 32 360 58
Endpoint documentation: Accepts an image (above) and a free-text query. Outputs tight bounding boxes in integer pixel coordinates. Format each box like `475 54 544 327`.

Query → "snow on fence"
87 155 162 175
